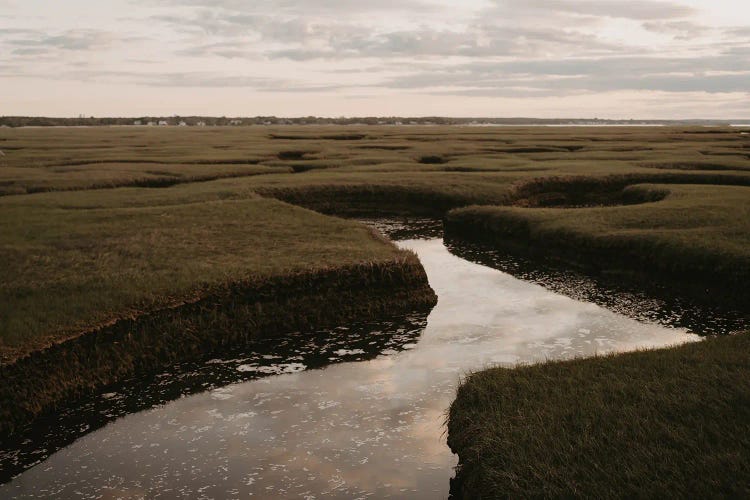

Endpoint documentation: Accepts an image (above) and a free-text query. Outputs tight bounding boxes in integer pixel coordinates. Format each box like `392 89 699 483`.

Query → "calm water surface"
5 220 738 498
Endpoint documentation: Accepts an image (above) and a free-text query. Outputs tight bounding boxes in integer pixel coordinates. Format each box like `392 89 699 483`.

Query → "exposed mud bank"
0 255 437 438
261 176 750 310
261 172 750 218
444 208 749 309
436 173 750 309
257 185 477 217
505 172 750 208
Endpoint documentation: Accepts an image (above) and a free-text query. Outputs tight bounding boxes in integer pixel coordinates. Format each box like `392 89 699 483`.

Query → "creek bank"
2 227 706 498
505 173 750 208
444 206 750 310
0 255 436 438
256 185 479 217
260 176 750 309
447 332 750 498
443 237 748 336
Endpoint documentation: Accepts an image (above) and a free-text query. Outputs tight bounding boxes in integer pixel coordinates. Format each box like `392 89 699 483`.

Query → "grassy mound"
1 255 435 436
0 162 282 195
0 184 439 435
445 184 750 304
448 333 750 498
0 187 419 364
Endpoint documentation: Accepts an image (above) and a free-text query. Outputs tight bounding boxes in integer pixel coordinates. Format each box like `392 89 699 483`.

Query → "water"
4 219 743 498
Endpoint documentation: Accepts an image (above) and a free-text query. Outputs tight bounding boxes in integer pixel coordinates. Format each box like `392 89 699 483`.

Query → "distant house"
178 121 187 126
147 121 156 126
158 120 169 126
133 120 142 126
196 121 206 127
229 119 243 125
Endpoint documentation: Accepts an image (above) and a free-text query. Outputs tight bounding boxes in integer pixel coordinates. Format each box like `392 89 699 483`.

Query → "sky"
1 0 749 118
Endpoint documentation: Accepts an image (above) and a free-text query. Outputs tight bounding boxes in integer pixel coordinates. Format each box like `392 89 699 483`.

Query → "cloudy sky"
1 0 749 118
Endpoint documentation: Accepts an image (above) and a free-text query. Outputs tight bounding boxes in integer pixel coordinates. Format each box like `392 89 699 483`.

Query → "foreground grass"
448 333 750 498
0 187 406 364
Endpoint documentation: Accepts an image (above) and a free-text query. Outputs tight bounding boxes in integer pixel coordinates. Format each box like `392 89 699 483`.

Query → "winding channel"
1 219 746 498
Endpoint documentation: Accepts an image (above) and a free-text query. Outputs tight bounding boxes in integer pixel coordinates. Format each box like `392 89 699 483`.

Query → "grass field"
1 125 749 444
446 183 750 304
2 125 749 359
2 125 748 197
448 332 750 498
0 179 437 434
0 188 413 364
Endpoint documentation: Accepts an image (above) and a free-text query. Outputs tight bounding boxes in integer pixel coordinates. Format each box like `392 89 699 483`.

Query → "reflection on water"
1 220 716 498
0 314 427 483
445 238 748 336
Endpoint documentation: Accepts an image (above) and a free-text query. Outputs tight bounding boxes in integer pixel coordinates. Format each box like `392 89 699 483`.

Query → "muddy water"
4 220 740 499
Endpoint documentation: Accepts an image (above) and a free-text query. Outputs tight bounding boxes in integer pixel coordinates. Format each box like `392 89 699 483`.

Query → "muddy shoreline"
444 211 750 310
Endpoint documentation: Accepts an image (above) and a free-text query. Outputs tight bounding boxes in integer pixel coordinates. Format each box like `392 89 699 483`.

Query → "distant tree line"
0 115 744 128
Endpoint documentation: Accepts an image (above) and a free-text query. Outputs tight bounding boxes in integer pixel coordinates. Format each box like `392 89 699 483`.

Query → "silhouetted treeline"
1 115 747 128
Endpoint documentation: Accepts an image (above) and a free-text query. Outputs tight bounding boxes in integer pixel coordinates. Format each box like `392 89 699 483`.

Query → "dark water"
1 218 744 498
444 238 748 336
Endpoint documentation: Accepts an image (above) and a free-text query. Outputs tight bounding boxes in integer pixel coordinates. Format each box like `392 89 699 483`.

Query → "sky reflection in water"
2 236 702 499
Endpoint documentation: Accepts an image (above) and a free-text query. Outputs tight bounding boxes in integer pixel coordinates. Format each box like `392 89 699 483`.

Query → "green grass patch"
0 188 408 364
448 332 750 498
446 183 750 303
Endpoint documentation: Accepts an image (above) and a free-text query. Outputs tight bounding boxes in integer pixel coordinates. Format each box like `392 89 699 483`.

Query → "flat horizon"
3 115 750 122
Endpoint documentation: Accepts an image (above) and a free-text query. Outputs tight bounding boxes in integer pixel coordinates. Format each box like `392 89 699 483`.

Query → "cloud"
11 47 50 56
642 20 710 39
143 0 435 15
154 8 623 62
494 0 695 20
6 67 342 92
378 52 750 96
2 0 748 117
5 29 116 51
265 27 620 61
141 0 722 66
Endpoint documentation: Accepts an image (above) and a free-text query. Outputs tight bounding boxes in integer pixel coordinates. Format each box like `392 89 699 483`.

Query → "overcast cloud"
1 0 748 118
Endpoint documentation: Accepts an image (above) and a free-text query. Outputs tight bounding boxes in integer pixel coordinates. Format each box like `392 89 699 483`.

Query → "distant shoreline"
2 116 749 129
4 123 749 130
